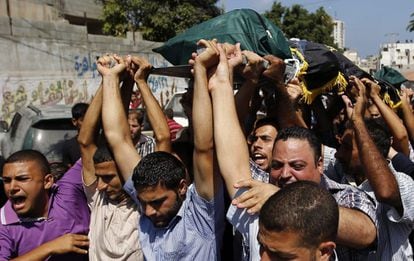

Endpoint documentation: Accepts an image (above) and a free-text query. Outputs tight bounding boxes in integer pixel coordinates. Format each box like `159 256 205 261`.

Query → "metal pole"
6 0 13 35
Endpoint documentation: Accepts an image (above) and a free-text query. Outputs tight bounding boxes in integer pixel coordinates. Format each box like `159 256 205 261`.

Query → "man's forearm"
353 118 402 210
337 206 376 249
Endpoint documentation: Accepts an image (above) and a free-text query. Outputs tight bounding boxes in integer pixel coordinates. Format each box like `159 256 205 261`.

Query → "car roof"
19 105 73 121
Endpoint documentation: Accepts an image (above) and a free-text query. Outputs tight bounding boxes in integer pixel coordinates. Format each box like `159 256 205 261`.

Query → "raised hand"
349 76 367 121
239 50 267 82
224 42 243 72
96 54 126 77
130 56 152 83
194 39 220 70
262 55 286 85
286 77 303 102
207 43 231 92
361 78 381 99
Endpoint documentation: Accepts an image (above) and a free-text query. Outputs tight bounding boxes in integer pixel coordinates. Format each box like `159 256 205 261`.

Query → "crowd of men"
0 38 413 261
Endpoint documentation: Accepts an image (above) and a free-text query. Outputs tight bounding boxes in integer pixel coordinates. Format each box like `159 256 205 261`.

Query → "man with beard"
128 110 155 158
209 47 377 260
97 43 224 260
327 77 414 260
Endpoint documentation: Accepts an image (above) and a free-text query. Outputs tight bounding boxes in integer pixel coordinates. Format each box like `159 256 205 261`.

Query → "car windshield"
23 119 77 163
165 93 186 118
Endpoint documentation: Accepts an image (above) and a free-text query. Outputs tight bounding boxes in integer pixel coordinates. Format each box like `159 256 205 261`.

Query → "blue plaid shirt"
124 179 225 261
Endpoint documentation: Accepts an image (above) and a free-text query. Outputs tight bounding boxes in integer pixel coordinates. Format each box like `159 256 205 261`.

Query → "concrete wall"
2 0 60 21
61 0 103 20
0 1 188 123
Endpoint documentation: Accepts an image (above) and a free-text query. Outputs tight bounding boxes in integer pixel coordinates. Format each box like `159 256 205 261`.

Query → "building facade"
333 20 345 50
379 41 414 71
0 0 188 124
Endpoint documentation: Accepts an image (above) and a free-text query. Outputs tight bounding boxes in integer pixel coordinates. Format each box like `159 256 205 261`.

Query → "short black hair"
71 103 89 120
93 138 114 164
49 162 68 181
4 150 50 175
164 108 174 119
275 126 321 164
254 117 279 132
364 117 391 158
259 180 339 248
132 151 186 190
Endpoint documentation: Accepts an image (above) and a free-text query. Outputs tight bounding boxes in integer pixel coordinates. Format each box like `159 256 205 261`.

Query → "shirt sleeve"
0 226 14 259
123 176 139 206
188 184 225 238
226 187 257 238
386 171 414 224
336 187 378 226
391 153 414 179
57 159 83 187
82 178 98 208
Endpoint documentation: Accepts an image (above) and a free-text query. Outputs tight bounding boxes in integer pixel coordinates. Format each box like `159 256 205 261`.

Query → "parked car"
163 92 189 127
0 105 77 163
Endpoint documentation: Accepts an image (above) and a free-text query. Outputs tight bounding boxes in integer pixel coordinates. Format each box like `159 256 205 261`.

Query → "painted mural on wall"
0 52 188 124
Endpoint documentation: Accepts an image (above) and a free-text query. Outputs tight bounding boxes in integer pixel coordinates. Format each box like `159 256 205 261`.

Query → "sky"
222 0 414 58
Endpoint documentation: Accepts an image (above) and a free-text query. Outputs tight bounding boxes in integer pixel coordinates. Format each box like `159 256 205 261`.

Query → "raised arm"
190 39 220 200
77 83 102 186
362 78 409 156
399 88 414 146
209 42 251 198
131 56 171 153
98 54 140 182
263 55 306 129
234 50 266 134
336 206 377 248
352 76 402 213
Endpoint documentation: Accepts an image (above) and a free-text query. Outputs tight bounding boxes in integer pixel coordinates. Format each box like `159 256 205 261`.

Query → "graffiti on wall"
1 78 98 123
74 55 98 78
1 51 188 124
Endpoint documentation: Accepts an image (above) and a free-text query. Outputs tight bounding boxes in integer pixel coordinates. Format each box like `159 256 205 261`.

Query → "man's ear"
71 118 78 127
177 179 187 197
44 174 54 190
317 156 324 174
318 241 336 261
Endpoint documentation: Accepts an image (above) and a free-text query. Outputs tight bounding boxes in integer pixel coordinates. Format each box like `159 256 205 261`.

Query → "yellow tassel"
300 72 348 104
382 92 402 109
290 48 308 78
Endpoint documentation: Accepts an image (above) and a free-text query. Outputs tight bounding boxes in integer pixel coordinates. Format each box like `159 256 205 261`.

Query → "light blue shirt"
124 179 225 261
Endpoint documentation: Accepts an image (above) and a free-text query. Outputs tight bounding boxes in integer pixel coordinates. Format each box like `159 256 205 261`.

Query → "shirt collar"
0 184 58 225
138 134 149 144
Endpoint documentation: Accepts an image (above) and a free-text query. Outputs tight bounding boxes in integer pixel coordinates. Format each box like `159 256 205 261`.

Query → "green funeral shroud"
374 66 408 89
153 9 292 65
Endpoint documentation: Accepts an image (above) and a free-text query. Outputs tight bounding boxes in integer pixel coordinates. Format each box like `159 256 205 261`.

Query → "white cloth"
84 180 143 261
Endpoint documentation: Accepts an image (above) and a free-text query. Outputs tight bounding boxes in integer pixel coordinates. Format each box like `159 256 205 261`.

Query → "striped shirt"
324 148 414 260
135 134 155 158
166 118 183 141
84 181 143 261
124 179 225 260
227 174 377 261
362 169 414 261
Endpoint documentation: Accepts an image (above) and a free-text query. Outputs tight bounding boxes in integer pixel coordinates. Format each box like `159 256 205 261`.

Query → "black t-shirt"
62 136 81 167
